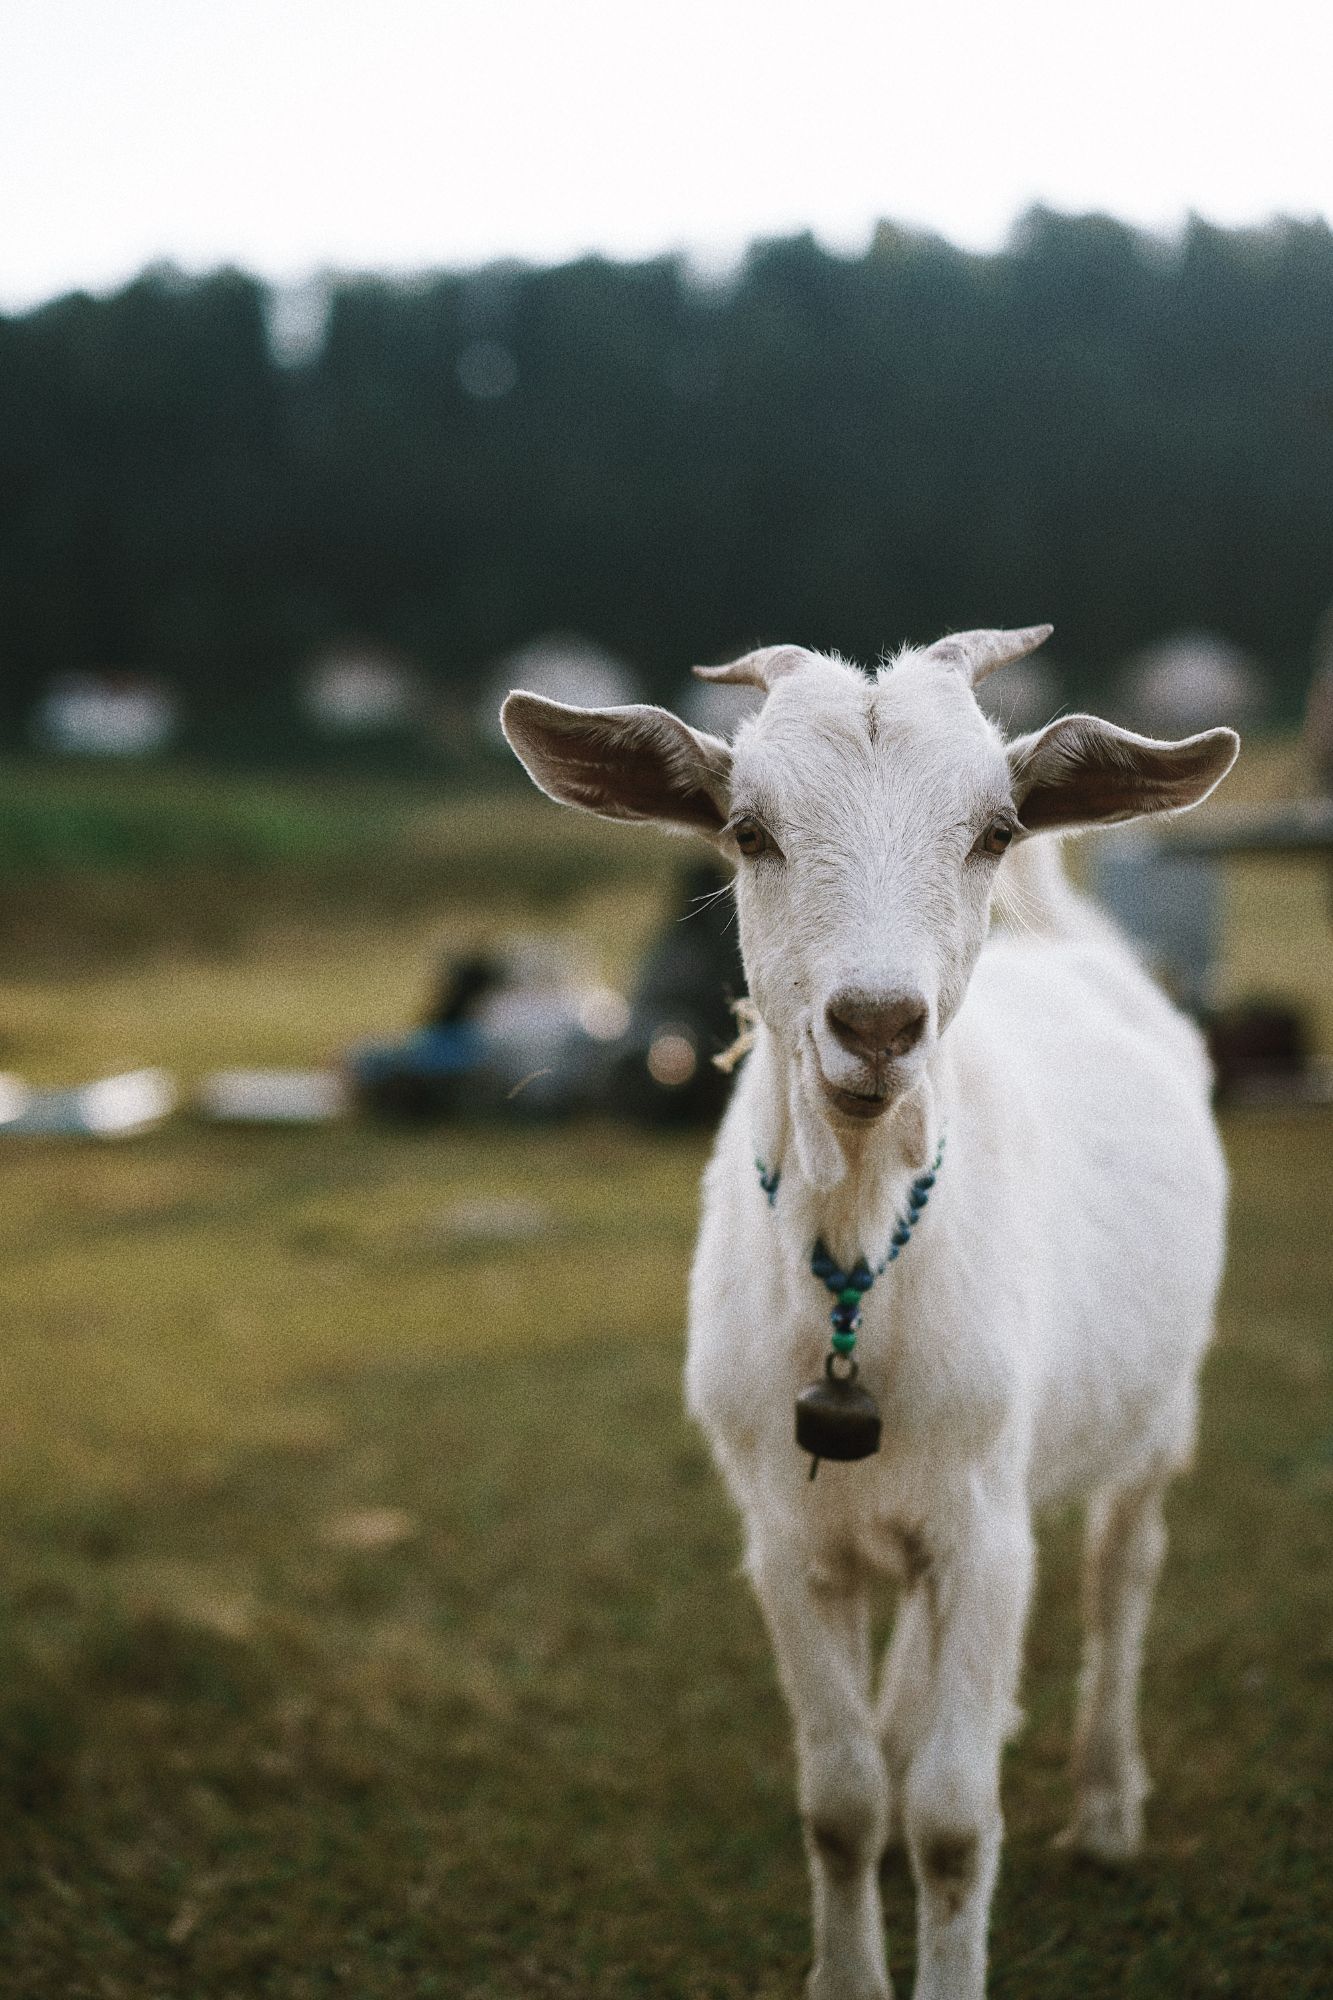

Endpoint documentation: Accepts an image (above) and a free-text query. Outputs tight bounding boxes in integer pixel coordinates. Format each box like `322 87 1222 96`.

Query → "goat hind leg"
1059 1468 1170 1861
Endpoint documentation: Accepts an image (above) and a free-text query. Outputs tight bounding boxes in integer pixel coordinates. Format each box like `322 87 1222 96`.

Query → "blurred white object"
33 673 176 756
2 1068 176 1137
646 1028 698 1087
577 984 631 1042
198 1069 348 1123
1117 632 1265 735
81 1070 176 1133
301 649 419 735
0 1075 32 1125
472 943 592 1054
477 636 640 744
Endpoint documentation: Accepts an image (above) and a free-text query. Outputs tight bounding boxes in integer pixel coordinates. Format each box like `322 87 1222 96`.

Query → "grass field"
0 760 1330 1998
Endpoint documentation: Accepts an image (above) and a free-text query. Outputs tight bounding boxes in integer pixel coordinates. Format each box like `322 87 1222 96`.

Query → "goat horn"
919 624 1054 686
692 645 817 693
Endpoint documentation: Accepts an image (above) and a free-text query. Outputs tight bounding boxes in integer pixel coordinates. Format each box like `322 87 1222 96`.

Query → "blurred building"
1115 632 1266 736
476 636 640 743
301 647 421 737
33 672 176 756
265 274 334 368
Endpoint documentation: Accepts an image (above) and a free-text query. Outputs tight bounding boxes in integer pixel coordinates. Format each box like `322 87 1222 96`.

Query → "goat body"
689 852 1222 1996
503 629 1237 2000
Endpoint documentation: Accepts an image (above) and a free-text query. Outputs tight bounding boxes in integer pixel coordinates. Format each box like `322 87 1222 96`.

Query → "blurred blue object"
346 1021 491 1117
1090 832 1221 1014
352 1023 485 1082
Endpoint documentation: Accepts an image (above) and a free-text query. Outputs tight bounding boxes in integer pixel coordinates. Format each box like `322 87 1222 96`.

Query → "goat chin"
782 1038 929 1194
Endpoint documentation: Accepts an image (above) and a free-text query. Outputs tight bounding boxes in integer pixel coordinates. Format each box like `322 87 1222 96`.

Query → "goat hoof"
806 1971 892 2000
1055 1787 1144 1863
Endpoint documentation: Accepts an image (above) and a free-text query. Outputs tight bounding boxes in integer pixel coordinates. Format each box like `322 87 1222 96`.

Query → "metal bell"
795 1353 882 1469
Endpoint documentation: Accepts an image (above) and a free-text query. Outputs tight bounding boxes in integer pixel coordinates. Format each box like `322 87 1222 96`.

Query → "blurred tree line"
2 206 1331 755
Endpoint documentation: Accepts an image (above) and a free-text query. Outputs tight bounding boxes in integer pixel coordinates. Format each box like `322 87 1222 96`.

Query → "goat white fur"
502 629 1238 2000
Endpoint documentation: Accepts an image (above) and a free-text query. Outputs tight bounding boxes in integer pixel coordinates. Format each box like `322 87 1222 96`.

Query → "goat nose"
825 989 929 1061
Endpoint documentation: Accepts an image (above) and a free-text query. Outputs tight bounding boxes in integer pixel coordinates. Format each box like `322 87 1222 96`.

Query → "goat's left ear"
1008 714 1240 832
501 691 733 835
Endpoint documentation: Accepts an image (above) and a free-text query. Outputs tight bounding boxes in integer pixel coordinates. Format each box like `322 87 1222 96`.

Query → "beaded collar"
754 1136 944 1351
755 1136 945 1482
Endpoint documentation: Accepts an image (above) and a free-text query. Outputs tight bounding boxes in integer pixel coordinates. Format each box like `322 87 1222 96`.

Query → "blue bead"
892 1226 911 1247
883 1245 899 1263
831 1300 861 1333
811 1242 836 1278
915 1173 935 1192
848 1261 874 1292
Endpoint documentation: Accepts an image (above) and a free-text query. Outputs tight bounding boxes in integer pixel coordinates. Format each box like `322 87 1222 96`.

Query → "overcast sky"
4 0 1331 310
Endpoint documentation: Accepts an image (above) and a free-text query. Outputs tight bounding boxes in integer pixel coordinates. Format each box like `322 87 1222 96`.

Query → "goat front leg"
749 1541 891 2000
876 1588 933 1859
901 1496 1033 2000
1058 1467 1169 1860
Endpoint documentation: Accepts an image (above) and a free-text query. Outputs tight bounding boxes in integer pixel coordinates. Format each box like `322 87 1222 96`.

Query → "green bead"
830 1329 858 1355
838 1286 862 1306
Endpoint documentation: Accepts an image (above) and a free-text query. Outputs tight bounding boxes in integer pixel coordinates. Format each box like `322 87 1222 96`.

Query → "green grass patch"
0 760 386 873
0 758 684 972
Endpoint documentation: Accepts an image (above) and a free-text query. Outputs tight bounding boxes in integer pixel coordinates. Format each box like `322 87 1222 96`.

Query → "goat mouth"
817 1075 893 1122
804 1029 903 1123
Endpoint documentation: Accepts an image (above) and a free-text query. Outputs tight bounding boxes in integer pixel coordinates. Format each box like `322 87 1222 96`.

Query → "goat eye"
732 816 769 857
977 820 1015 858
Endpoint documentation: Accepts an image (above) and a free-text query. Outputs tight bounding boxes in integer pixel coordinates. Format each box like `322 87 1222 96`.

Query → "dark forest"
3 207 1332 754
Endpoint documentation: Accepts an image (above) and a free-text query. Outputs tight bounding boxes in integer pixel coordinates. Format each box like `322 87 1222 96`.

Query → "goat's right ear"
500 692 733 835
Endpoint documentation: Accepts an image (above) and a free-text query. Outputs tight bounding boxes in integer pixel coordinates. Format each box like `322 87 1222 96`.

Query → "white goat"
502 627 1238 2000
